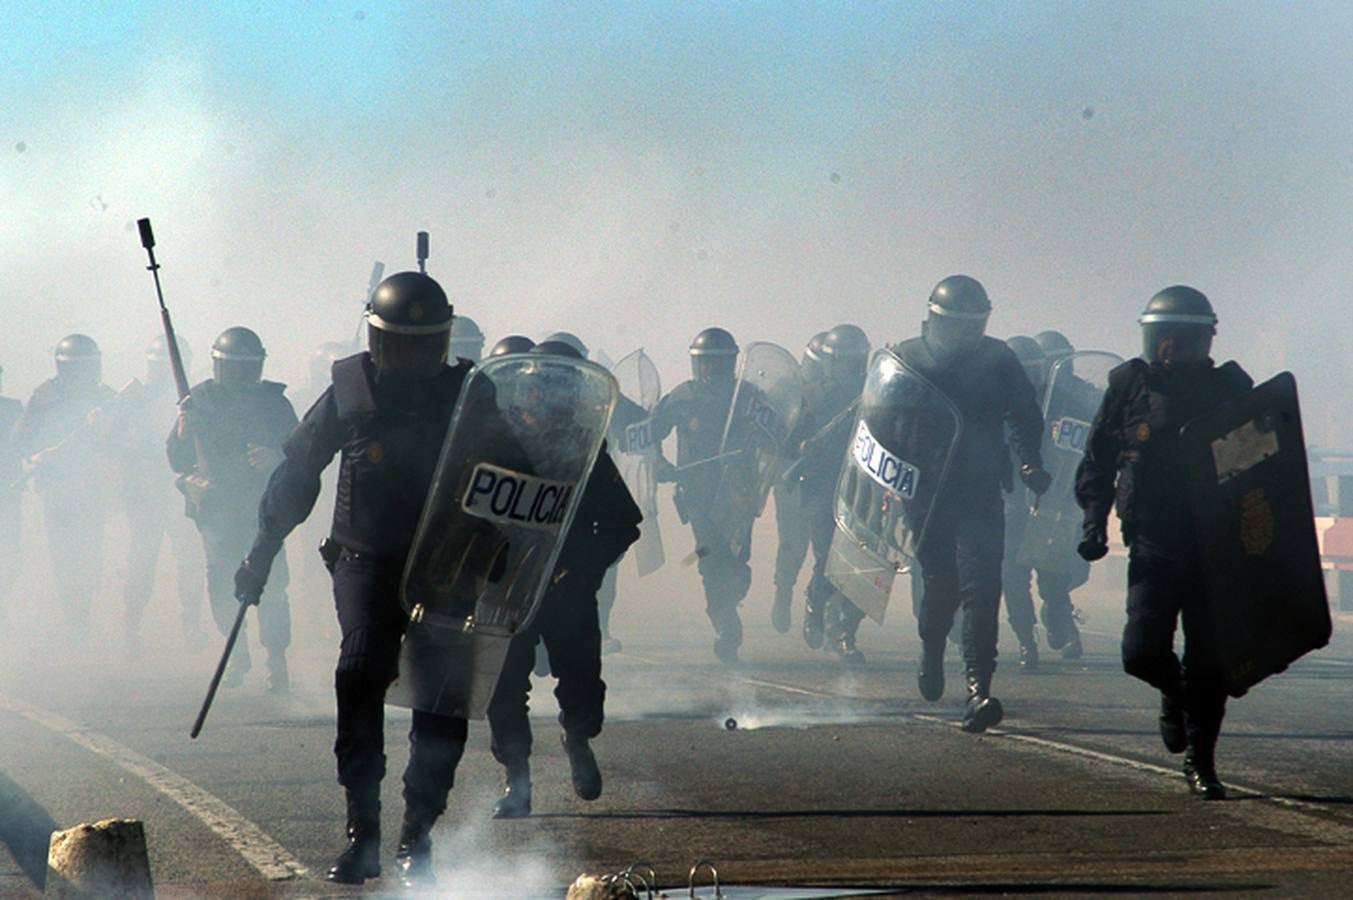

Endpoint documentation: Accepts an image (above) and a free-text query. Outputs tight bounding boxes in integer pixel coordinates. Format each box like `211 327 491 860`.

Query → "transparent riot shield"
1179 372 1331 697
706 342 803 555
825 349 962 624
388 355 618 719
611 348 664 576
1016 350 1122 572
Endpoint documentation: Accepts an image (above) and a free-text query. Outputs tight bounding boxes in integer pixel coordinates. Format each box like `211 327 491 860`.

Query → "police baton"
190 600 251 739
672 449 742 473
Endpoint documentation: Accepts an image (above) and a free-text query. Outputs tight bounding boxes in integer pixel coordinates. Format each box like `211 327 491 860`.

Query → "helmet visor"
213 357 263 387
925 312 987 356
1142 322 1212 367
692 353 736 385
369 325 449 378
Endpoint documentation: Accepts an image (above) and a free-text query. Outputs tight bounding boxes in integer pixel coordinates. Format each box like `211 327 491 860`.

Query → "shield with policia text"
610 348 665 576
1178 371 1331 697
707 341 803 555
1016 350 1122 572
825 349 962 623
388 354 618 719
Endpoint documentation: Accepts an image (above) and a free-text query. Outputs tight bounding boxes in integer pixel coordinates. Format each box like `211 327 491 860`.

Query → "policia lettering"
852 418 919 499
462 463 576 529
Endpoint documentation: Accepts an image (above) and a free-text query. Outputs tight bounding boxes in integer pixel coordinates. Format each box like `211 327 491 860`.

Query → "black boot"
1159 691 1187 753
491 758 532 819
395 807 436 889
1183 751 1226 800
561 732 602 801
832 630 866 666
1016 630 1040 671
917 640 945 701
802 600 825 650
326 786 381 884
712 607 742 665
960 668 1004 733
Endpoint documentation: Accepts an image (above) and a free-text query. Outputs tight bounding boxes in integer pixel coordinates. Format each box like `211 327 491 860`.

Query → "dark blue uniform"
1076 357 1252 773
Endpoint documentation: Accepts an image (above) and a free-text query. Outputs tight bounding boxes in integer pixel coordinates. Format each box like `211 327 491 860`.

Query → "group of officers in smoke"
2 265 1301 888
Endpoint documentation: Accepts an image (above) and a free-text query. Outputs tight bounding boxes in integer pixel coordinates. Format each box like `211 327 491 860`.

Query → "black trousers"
487 570 606 765
331 554 466 819
124 493 203 633
804 485 864 632
915 483 1005 677
687 509 753 640
1122 536 1226 755
197 510 290 657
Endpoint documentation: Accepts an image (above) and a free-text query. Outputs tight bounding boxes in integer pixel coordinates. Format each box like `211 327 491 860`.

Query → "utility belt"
318 537 397 574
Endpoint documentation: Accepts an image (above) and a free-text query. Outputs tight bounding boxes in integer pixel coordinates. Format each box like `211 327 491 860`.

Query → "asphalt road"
2 500 1351 898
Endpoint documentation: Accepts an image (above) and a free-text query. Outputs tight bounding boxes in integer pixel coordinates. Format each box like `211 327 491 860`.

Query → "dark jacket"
1075 358 1253 546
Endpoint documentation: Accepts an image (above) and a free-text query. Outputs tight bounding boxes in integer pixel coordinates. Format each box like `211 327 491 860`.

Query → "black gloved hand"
1020 464 1053 497
1077 521 1109 562
234 558 269 606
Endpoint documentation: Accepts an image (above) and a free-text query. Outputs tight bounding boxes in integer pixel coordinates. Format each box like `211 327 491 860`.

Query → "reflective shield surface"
706 342 803 555
1179 371 1331 696
611 348 665 576
825 349 962 623
389 355 618 718
1016 350 1122 572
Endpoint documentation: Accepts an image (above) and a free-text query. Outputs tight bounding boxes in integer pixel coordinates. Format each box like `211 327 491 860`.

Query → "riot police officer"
1076 286 1252 799
897 277 1048 733
542 331 588 360
0 363 24 625
12 335 116 639
489 335 536 357
168 327 296 690
486 341 642 819
450 315 486 363
800 325 871 662
118 336 206 649
1001 335 1048 668
232 272 478 887
651 327 755 664
771 332 825 635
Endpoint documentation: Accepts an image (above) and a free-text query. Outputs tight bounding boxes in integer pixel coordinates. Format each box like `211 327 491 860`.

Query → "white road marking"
0 693 309 881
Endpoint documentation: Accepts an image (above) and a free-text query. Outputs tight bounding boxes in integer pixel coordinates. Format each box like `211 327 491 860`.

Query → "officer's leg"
771 479 809 633
43 492 105 637
596 562 622 653
257 546 293 693
327 555 404 884
1179 558 1228 799
1037 567 1081 659
827 597 867 665
486 623 540 819
802 491 834 650
122 503 164 648
1002 556 1038 670
399 710 468 888
544 578 606 802
692 514 747 663
197 523 252 680
915 514 960 701
955 492 1006 732
168 514 207 647
1121 543 1189 757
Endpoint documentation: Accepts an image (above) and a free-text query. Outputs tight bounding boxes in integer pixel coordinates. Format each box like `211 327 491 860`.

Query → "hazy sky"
4 2 1352 438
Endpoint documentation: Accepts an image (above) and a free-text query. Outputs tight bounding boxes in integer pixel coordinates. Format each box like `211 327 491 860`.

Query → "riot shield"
1016 350 1122 572
825 349 962 624
389 355 618 719
611 348 665 576
1179 371 1331 697
706 342 803 555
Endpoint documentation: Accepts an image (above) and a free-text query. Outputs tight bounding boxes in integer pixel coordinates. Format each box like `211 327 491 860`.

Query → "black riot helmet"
922 275 991 360
690 327 739 386
211 327 266 388
309 341 352 393
1033 330 1074 363
365 271 453 380
1139 285 1217 368
542 331 589 360
800 331 828 387
145 334 193 386
533 339 585 360
450 315 485 363
54 334 102 386
1006 335 1046 393
820 323 870 390
488 334 536 358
